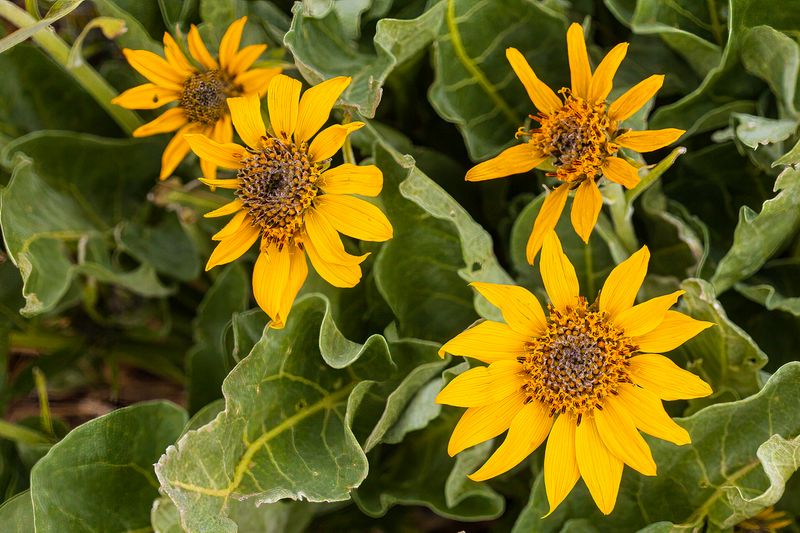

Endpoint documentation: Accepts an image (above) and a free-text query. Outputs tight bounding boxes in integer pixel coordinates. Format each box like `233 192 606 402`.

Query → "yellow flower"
436 231 713 515
736 507 793 532
112 17 281 180
185 74 393 328
466 23 684 263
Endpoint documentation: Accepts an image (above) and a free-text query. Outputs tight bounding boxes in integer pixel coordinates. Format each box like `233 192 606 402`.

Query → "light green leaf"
30 401 187 533
156 294 431 532
741 25 800 115
513 362 800 531
284 0 444 118
0 490 33 532
711 167 800 293
429 0 568 160
0 0 83 54
733 114 798 150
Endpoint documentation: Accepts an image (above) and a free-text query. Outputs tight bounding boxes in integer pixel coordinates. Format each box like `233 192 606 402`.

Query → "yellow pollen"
518 297 636 420
236 138 321 250
180 70 240 125
525 89 618 184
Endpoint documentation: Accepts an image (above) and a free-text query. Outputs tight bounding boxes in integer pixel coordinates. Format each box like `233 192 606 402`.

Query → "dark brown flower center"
180 70 239 125
236 138 321 249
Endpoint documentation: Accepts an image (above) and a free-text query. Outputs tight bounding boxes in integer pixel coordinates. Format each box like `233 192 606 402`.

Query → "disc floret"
180 70 240 125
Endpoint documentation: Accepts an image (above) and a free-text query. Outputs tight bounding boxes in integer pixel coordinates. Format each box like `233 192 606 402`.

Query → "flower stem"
0 0 142 135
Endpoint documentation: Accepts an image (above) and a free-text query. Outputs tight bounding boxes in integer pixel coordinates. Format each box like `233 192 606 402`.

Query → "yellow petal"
540 231 580 312
506 47 561 114
469 400 553 481
201 115 234 180
159 124 194 179
253 245 307 329
599 245 649 319
219 16 247 72
303 232 363 288
187 25 218 69
205 222 259 270
212 209 247 241
448 391 527 456
544 415 580 515
595 397 657 476
199 178 240 190
616 384 690 445
469 282 548 337
614 290 685 337
575 416 624 515
628 354 713 400
438 320 529 363
204 199 243 218
236 67 282 96
318 164 383 197
570 178 602 244
566 23 591 99
268 74 302 141
632 310 714 353
227 94 266 149
608 74 664 122
111 83 179 110
228 44 266 75
602 156 640 189
313 194 393 242
435 360 525 407
185 134 246 169
294 76 352 144
308 122 365 162
588 43 628 103
304 208 367 265
122 48 184 90
616 128 684 153
133 107 187 137
162 32 194 76
526 183 569 263
465 143 545 182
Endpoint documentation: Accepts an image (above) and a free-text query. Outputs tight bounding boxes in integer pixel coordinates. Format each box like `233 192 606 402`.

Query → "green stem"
624 147 687 206
0 419 54 445
0 0 142 134
9 331 83 352
32 368 54 436
706 0 724 46
606 183 638 253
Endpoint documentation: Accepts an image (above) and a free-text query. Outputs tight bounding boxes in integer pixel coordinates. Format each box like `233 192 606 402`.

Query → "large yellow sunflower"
184 74 393 328
436 231 713 515
466 23 684 263
112 17 281 180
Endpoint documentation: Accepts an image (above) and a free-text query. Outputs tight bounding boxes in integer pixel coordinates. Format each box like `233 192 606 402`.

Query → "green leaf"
513 362 800 531
733 114 798 150
0 44 121 138
651 0 800 134
92 0 165 53
0 490 33 532
741 25 800 115
673 279 767 408
156 294 434 532
368 128 512 340
0 0 83 54
187 263 250 412
711 167 800 293
30 401 187 533
429 0 568 159
735 259 800 316
284 0 444 118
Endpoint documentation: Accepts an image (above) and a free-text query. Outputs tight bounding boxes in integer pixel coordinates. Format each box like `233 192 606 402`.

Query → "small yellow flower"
112 17 281 180
185 74 393 328
437 231 713 515
466 23 684 263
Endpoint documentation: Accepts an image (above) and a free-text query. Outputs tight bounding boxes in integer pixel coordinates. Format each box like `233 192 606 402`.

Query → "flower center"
527 89 618 184
236 138 321 249
519 298 636 419
180 70 239 126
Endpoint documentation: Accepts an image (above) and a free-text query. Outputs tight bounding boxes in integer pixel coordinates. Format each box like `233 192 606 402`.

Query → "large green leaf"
512 362 800 531
29 401 187 533
0 490 33 532
740 25 800 116
0 132 199 315
429 0 568 160
711 167 800 294
284 0 444 118
156 294 438 532
650 0 800 134
369 129 512 340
